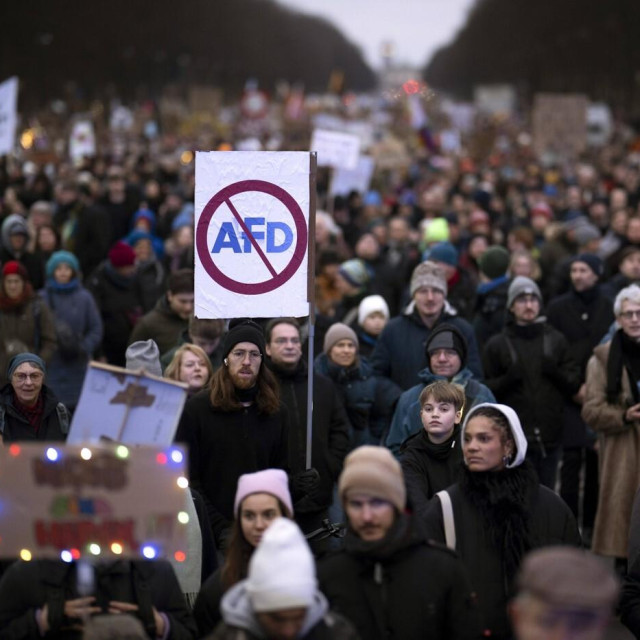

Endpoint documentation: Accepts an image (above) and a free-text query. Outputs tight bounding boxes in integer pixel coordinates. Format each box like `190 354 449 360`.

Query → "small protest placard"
532 93 588 159
311 129 361 170
67 362 187 446
0 443 188 560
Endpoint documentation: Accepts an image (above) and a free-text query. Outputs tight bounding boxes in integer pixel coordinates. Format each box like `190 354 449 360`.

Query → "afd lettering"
211 217 293 254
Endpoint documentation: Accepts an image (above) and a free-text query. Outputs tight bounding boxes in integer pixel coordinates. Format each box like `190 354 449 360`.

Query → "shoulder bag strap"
436 489 456 550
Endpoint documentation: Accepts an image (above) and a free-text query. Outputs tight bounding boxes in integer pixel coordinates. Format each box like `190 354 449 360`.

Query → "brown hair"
419 380 465 413
164 344 213 385
209 361 281 414
264 317 300 344
221 496 291 590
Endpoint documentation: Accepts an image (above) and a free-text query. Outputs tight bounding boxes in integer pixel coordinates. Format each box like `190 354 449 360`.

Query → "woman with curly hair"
423 403 581 639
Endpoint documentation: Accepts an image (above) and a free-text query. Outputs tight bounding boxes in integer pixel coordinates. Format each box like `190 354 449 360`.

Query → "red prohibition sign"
196 179 308 294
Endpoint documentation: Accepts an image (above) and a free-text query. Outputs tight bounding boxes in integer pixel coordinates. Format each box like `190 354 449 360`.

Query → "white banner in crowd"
69 119 97 164
0 443 188 560
311 128 361 170
0 76 18 156
330 155 375 197
195 151 311 318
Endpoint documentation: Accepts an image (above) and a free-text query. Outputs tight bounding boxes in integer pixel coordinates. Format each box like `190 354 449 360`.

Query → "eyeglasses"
13 372 44 383
229 349 262 362
620 310 640 320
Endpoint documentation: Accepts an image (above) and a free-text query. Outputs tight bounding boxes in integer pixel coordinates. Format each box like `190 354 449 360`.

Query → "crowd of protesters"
1 93 640 637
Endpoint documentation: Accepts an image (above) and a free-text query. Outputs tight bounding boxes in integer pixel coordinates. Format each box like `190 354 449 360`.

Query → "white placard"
330 156 375 197
311 129 361 170
195 151 311 318
69 120 96 164
67 362 187 445
0 77 18 156
0 443 187 560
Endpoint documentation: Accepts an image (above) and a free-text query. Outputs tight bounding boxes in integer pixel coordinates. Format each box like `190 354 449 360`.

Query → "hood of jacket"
417 365 474 385
220 581 329 638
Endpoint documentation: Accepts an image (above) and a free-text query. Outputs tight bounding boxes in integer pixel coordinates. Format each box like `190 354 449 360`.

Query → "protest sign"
0 76 18 155
311 128 361 170
67 362 187 446
0 443 188 560
195 151 312 318
69 119 96 164
330 156 375 197
532 93 588 159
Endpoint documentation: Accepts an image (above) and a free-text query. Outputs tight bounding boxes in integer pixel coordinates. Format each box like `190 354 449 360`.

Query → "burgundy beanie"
2 260 29 280
108 241 136 268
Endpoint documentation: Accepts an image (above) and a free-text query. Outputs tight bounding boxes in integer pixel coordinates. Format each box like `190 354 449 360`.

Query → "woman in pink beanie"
193 468 293 635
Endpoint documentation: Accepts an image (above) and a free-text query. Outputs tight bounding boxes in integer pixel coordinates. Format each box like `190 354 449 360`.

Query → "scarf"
606 329 640 404
13 392 45 434
0 282 34 312
46 277 80 294
234 385 259 404
459 460 539 581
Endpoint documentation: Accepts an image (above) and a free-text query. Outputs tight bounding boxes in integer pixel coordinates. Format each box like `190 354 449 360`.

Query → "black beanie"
222 319 266 358
425 324 468 368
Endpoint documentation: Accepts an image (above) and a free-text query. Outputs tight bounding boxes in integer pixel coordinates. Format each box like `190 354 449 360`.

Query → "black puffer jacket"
267 358 351 512
318 515 481 640
482 320 581 447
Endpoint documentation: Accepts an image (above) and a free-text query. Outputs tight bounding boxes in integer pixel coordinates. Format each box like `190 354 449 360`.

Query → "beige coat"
582 341 640 558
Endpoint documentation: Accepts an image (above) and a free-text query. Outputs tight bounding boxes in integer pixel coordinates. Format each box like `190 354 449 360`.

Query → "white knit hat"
246 518 316 612
125 340 162 377
358 295 390 326
462 403 528 468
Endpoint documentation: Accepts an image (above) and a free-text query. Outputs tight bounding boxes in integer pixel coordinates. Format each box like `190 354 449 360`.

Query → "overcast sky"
276 0 477 70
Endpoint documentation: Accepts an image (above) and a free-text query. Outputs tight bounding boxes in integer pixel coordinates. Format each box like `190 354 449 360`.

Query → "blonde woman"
165 343 213 396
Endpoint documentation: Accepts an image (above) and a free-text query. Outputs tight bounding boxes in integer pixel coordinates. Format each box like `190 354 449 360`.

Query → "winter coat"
53 199 112 278
129 295 188 356
547 286 614 447
136 258 167 313
38 280 103 408
86 262 143 366
400 427 464 519
0 559 197 639
0 295 57 386
314 353 401 445
582 339 640 557
482 320 581 448
446 267 478 322
175 391 289 546
212 582 359 640
386 366 495 454
267 359 351 512
318 515 481 640
472 276 510 346
0 383 69 443
621 488 640 634
423 466 581 639
370 304 483 391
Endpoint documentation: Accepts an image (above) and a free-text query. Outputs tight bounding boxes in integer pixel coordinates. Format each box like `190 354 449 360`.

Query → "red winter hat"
2 261 28 280
108 241 136 268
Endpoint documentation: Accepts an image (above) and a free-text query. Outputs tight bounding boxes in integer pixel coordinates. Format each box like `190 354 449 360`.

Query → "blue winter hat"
7 353 46 380
125 229 153 248
427 242 459 268
338 259 371 289
46 251 80 279
363 190 382 207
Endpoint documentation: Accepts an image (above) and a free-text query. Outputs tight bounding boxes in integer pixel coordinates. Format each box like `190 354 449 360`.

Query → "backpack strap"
436 489 456 550
56 403 70 434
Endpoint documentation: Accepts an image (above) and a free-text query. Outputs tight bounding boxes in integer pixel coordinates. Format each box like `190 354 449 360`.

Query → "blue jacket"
39 280 103 408
314 353 401 444
386 366 495 455
370 303 484 391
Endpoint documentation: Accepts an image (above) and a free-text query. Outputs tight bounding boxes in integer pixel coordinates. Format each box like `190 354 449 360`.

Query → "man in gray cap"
0 353 70 443
482 276 581 488
510 546 619 640
176 318 289 548
371 261 483 391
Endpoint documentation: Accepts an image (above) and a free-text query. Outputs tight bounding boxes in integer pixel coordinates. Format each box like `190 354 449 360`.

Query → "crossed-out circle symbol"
196 179 308 294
